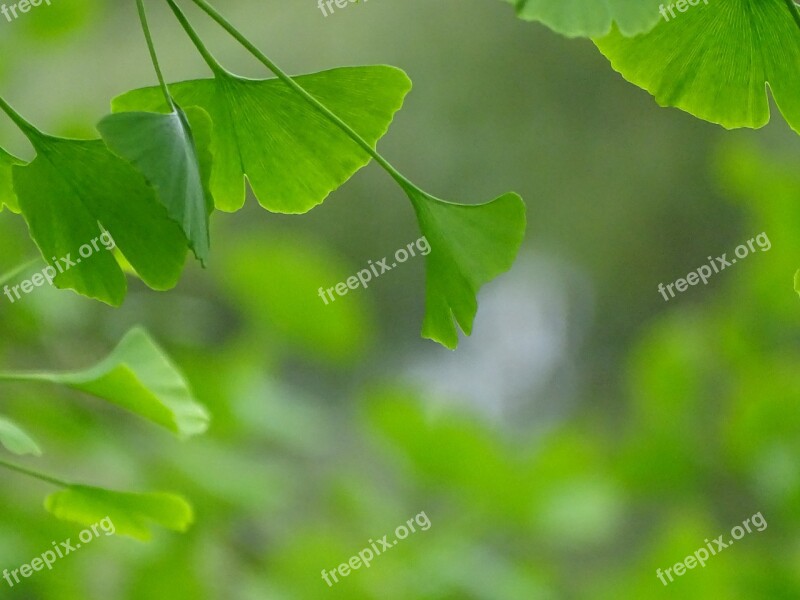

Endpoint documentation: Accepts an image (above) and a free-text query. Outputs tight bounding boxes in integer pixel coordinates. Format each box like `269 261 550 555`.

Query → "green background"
0 0 798 597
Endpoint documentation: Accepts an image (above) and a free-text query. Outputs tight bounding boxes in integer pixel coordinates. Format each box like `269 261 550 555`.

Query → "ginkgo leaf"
12 132 188 305
0 147 22 213
45 485 193 541
595 0 800 133
111 66 411 214
0 327 209 439
501 0 662 37
0 415 42 456
98 105 214 265
406 189 527 350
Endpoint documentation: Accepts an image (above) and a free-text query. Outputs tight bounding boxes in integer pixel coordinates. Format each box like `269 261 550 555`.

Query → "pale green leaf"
45 485 193 541
0 416 42 456
1 327 209 439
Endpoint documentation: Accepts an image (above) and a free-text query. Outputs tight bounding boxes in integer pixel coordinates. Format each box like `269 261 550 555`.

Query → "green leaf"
407 189 527 349
12 134 188 305
502 0 662 37
111 66 412 214
0 416 42 456
97 105 214 265
795 270 800 297
45 485 193 541
0 146 22 213
595 0 800 133
1 327 209 439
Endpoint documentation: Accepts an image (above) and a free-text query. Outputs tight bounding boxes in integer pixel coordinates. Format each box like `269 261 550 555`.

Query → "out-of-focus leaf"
45 485 193 541
0 415 42 456
794 270 800 297
217 234 375 364
0 327 209 439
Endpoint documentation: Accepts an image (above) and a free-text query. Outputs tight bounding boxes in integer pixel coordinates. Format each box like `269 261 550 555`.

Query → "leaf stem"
0 458 70 487
136 0 175 109
165 0 225 76
0 372 55 383
183 0 418 194
0 257 41 287
0 96 45 144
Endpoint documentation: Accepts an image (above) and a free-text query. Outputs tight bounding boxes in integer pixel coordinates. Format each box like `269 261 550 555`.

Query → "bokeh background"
1 0 799 598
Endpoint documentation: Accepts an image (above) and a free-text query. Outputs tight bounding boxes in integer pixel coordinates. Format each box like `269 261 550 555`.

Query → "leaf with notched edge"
12 133 188 305
501 0 662 38
407 188 526 350
595 0 800 133
112 66 412 214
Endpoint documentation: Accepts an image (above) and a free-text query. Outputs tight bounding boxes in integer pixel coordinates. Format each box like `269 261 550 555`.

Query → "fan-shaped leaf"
595 0 800 133
502 0 662 37
12 133 188 305
111 66 412 214
406 189 526 349
98 105 214 265
45 485 193 541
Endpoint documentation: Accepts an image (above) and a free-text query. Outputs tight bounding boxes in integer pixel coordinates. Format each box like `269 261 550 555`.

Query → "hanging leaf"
595 0 800 133
11 132 188 305
98 105 214 265
0 415 42 456
0 147 22 213
407 189 526 349
0 327 209 439
501 0 662 38
45 485 193 541
111 66 412 214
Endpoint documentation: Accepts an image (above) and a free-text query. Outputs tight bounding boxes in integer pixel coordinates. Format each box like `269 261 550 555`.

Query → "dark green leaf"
12 134 188 305
98 105 214 265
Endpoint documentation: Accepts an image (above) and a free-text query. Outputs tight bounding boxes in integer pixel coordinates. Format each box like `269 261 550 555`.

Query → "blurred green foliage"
1 1 799 598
